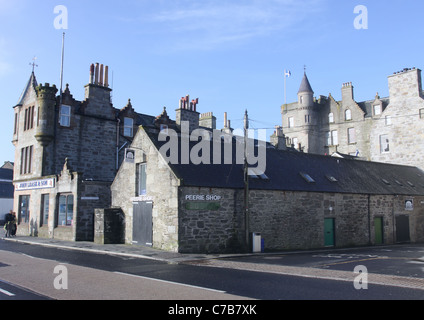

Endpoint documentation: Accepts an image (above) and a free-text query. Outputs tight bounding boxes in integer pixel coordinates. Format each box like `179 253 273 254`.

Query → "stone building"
11 64 424 253
281 68 424 171
111 98 424 253
11 64 151 241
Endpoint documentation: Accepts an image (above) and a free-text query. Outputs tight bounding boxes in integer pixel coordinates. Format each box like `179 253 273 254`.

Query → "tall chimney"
104 66 109 87
99 64 104 86
224 112 228 128
95 63 99 85
90 64 95 84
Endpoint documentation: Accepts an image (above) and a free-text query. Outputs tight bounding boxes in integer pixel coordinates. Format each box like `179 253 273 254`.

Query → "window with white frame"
345 109 352 121
374 104 382 116
380 134 390 153
327 131 338 146
59 105 71 127
124 117 134 137
136 163 147 196
348 127 356 144
288 117 294 128
328 113 334 123
331 130 338 145
385 116 392 126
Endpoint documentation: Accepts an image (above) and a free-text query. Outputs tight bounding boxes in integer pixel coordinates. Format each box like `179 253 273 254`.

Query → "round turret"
35 83 58 146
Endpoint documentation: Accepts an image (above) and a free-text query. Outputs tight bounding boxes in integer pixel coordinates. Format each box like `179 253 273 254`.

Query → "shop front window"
58 194 74 226
19 195 30 224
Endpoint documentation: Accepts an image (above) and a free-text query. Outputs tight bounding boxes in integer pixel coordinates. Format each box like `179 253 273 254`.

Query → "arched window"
345 109 352 121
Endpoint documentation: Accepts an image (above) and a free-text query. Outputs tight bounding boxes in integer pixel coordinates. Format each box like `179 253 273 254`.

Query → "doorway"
374 217 384 245
133 201 153 246
395 215 410 243
324 218 335 247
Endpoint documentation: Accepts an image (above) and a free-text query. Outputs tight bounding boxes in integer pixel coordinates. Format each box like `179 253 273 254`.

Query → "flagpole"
284 70 287 107
59 32 65 105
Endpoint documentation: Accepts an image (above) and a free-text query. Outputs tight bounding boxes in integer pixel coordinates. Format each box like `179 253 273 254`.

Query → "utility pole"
243 110 250 252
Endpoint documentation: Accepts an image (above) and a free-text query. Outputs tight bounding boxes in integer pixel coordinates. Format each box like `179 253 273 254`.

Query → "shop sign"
185 195 222 201
131 195 154 203
15 178 55 191
184 194 222 211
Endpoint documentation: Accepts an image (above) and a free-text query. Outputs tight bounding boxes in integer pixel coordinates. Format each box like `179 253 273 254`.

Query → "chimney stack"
84 63 113 114
90 64 95 84
94 63 99 85
99 64 104 86
270 126 287 150
104 66 109 87
199 112 216 130
176 94 200 132
222 112 233 134
341 82 354 102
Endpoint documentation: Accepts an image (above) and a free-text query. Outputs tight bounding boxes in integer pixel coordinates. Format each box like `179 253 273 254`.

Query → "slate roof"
298 73 314 94
0 168 14 199
145 129 424 196
356 97 390 118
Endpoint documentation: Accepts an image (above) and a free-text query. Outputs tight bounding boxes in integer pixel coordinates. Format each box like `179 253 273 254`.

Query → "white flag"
285 70 291 78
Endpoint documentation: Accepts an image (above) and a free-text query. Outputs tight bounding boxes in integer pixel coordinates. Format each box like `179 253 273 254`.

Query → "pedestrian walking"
3 210 14 238
10 211 17 237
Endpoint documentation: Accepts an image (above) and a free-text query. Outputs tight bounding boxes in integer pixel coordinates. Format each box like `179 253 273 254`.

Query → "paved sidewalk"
1 236 234 263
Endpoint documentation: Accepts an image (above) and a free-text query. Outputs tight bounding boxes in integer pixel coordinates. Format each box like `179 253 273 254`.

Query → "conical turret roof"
298 72 314 94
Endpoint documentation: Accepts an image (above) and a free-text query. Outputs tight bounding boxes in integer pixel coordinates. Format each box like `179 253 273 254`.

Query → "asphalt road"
0 240 423 302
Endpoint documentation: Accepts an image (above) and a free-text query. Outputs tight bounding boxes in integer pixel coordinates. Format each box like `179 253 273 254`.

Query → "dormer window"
373 104 382 116
59 105 71 127
124 117 134 137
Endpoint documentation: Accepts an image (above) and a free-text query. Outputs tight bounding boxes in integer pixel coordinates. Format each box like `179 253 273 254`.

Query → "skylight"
381 179 391 185
300 172 316 183
248 168 269 180
394 179 403 186
326 175 338 183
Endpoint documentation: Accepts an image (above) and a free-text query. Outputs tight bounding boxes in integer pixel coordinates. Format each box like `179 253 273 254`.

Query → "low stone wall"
94 208 125 245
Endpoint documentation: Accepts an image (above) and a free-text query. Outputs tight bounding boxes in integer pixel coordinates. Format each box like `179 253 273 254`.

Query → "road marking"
114 272 226 294
0 288 15 297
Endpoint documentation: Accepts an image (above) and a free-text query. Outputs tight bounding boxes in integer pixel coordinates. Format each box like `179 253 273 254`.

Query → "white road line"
0 288 15 297
114 272 226 294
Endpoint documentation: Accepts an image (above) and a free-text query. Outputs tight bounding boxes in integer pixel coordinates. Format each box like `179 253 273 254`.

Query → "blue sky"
1 0 424 165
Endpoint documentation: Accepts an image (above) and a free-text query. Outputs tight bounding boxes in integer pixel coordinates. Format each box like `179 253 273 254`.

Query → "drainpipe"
367 194 371 245
116 118 121 172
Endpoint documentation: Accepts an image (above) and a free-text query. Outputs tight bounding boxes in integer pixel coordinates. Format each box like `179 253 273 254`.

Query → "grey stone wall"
178 187 244 253
281 68 424 167
178 188 424 253
111 126 180 252
370 69 424 169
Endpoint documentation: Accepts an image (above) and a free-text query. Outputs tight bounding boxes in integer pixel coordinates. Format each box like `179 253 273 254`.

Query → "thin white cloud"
140 0 325 51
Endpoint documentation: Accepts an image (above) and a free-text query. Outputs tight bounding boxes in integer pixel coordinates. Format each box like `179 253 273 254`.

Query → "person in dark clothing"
10 212 17 237
3 211 17 238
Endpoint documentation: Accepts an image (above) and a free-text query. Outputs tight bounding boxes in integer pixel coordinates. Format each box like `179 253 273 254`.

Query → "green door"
374 217 384 245
324 218 335 246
